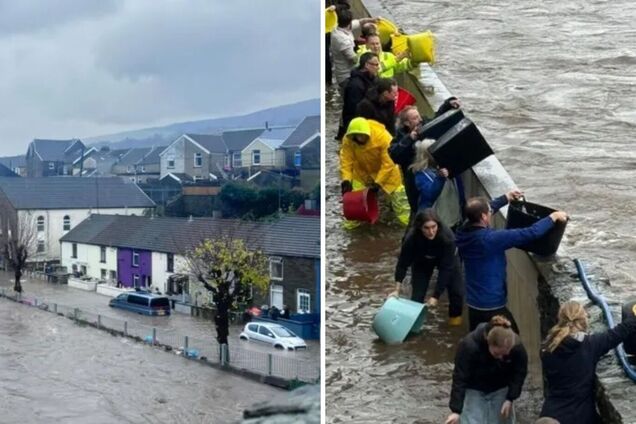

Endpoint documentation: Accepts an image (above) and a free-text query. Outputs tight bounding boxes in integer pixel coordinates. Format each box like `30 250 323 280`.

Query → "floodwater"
326 0 636 422
0 298 280 423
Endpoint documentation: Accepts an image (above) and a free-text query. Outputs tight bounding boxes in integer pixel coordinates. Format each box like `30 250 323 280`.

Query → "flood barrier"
0 288 319 388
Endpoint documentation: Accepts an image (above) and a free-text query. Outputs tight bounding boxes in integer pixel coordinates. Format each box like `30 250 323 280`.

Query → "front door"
270 285 283 309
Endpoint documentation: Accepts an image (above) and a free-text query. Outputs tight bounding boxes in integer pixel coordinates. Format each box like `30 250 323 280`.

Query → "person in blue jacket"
539 301 636 424
455 190 568 332
410 139 448 210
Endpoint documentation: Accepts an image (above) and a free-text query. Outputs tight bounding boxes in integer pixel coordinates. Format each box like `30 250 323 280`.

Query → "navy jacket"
455 195 554 309
540 319 636 424
394 224 460 298
449 322 528 414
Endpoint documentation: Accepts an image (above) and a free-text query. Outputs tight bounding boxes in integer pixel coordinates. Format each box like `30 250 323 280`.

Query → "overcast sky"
0 0 320 156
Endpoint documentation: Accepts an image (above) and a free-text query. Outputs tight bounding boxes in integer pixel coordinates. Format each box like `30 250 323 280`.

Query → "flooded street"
0 298 280 423
326 1 635 422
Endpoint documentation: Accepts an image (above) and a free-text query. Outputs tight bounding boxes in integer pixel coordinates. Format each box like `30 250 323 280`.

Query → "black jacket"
341 68 377 135
449 323 528 414
356 89 396 135
388 96 458 214
540 319 636 424
394 224 460 299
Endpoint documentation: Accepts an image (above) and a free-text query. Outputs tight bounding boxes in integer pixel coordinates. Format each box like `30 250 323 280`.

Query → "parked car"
109 291 171 316
239 322 307 351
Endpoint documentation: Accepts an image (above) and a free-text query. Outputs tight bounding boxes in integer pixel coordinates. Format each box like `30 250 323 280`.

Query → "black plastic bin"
418 108 465 140
506 200 567 256
428 118 494 177
623 298 636 356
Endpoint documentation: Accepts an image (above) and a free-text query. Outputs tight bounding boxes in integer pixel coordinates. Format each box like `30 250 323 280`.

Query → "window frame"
194 152 202 168
297 289 311 313
71 243 77 258
132 251 139 267
166 253 174 272
100 246 106 263
232 152 242 168
252 150 261 166
48 162 55 170
167 156 175 169
269 257 283 281
37 216 45 232
37 240 45 253
294 151 302 167
63 215 71 231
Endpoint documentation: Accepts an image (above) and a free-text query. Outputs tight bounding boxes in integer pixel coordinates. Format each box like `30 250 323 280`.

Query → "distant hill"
85 98 320 150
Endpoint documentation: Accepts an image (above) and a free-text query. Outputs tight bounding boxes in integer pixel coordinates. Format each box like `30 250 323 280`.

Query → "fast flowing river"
326 0 636 422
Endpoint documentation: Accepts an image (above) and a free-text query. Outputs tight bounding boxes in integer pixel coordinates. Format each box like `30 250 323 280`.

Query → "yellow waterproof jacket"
340 120 403 193
357 47 412 78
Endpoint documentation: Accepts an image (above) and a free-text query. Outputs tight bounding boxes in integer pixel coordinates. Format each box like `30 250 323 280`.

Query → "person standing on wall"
390 208 464 326
445 315 527 424
455 191 568 333
539 301 636 424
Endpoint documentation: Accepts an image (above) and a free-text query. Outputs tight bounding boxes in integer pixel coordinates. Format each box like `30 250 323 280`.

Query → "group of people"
328 3 636 423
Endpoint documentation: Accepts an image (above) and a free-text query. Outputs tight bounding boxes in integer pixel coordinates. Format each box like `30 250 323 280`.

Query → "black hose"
573 259 636 382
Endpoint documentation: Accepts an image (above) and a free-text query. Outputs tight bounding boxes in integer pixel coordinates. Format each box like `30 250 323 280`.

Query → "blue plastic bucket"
372 297 427 344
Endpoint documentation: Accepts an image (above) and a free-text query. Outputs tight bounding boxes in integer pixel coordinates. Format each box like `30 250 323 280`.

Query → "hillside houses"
59 214 320 314
26 139 85 177
0 177 155 262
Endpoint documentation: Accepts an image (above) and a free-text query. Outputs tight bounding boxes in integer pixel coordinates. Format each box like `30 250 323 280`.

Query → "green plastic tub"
372 297 427 344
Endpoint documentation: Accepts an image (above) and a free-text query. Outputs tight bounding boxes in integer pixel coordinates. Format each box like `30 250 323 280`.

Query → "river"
326 0 636 422
0 298 280 423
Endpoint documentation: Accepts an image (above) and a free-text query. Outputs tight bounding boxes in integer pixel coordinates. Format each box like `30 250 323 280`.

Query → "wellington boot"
448 316 462 326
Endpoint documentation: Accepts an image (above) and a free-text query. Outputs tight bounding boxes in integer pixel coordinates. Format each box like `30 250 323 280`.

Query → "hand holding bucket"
343 188 379 224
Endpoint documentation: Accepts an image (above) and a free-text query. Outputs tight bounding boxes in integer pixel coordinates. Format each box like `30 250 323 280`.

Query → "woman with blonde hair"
539 301 636 424
445 315 527 424
410 140 463 229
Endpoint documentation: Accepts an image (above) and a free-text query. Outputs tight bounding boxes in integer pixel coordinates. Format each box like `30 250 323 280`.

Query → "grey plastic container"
372 297 428 344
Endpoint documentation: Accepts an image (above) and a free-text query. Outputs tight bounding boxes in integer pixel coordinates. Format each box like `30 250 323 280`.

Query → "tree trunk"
14 269 22 293
215 293 230 345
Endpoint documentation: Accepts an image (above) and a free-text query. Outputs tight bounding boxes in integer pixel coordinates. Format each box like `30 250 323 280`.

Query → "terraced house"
59 214 320 316
25 138 86 177
0 177 155 263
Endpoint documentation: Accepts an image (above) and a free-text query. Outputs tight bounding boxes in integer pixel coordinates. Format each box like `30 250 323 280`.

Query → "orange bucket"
343 189 379 224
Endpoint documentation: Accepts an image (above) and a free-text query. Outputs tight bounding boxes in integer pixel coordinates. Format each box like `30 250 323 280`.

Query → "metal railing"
0 288 319 385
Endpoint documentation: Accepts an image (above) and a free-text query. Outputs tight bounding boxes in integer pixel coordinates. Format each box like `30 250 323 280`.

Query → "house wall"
117 248 152 288
208 152 227 177
60 242 118 281
160 137 186 178
151 251 172 293
254 256 318 313
19 207 149 262
241 140 282 168
184 141 209 180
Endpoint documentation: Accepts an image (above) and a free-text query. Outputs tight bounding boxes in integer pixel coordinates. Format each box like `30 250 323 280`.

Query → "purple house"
117 248 152 288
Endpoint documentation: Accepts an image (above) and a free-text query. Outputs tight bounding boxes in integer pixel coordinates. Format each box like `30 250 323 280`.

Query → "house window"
167 253 174 272
132 251 139 267
72 243 77 258
294 151 302 167
133 274 140 287
297 289 311 313
63 215 71 231
140 166 146 173
48 162 55 170
37 216 45 232
37 240 45 253
63 166 69 175
167 157 175 169
194 153 202 167
100 269 107 280
232 152 242 168
100 246 106 263
80 265 87 275
269 257 283 281
270 284 283 309
109 270 117 282
252 150 261 165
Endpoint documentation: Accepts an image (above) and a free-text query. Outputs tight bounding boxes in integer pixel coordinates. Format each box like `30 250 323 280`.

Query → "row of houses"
0 177 319 315
4 115 320 191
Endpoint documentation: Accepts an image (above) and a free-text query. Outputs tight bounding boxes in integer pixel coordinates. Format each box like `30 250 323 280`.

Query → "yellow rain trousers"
340 119 410 229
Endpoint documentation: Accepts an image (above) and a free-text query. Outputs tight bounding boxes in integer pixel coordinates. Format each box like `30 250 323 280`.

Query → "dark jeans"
468 306 519 334
410 263 463 318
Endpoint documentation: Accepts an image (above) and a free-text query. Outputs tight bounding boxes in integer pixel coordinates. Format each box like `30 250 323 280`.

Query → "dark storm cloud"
0 0 319 155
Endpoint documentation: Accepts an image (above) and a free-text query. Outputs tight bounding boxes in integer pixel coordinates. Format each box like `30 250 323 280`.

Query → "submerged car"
239 322 307 351
109 291 171 316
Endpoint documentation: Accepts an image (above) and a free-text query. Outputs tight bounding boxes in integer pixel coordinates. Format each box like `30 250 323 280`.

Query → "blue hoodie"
455 195 555 309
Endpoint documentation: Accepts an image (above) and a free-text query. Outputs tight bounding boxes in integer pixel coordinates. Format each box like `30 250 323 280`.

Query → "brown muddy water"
326 0 636 422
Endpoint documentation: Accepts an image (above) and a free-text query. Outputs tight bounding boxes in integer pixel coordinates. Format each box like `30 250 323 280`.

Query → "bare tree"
3 213 37 293
183 235 269 346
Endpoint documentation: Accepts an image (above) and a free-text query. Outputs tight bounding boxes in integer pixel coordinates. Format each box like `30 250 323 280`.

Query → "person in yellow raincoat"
340 117 410 229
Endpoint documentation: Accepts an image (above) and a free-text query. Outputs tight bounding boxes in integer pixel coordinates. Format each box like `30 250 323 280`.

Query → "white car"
239 322 307 351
